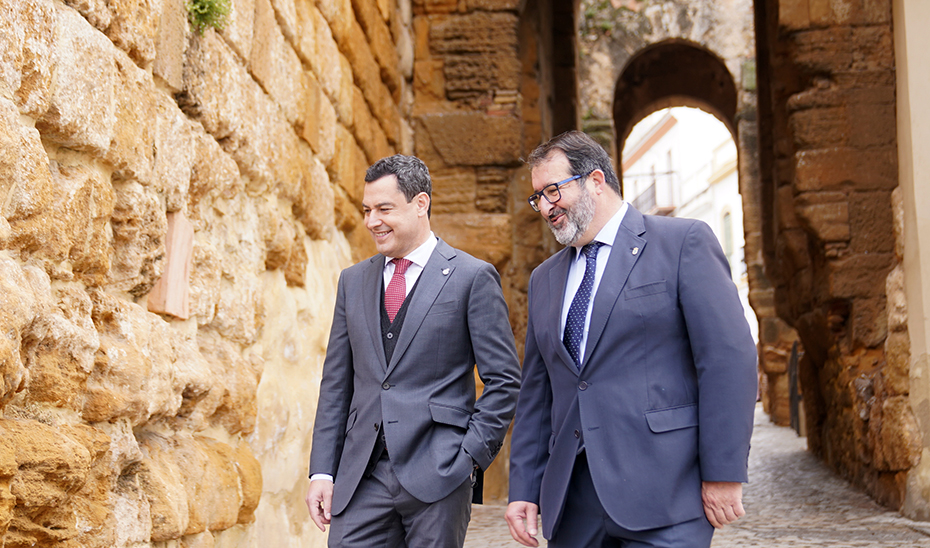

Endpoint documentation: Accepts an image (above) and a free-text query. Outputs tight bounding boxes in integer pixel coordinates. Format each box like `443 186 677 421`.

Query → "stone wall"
0 0 411 545
755 0 921 509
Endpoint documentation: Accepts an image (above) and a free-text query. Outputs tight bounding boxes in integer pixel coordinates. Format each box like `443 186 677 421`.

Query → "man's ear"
590 169 608 195
416 192 431 216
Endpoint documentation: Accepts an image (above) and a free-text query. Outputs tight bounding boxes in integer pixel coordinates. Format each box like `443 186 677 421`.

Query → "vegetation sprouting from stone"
186 0 231 34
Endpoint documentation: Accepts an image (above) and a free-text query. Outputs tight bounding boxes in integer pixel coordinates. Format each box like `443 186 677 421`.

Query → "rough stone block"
789 106 847 150
297 70 322 154
200 333 261 432
430 213 512 268
293 147 335 241
874 396 922 471
109 181 167 296
884 330 910 396
0 257 38 406
108 55 157 184
886 263 907 332
221 0 255 61
849 190 895 254
467 0 520 10
330 125 368 204
235 440 262 523
428 12 519 55
62 0 111 31
420 112 522 166
270 0 299 42
827 252 895 299
850 296 887 348
794 191 849 243
0 0 55 117
414 59 446 103
290 0 317 63
251 0 304 125
779 0 810 30
0 419 109 546
795 146 898 192
20 286 99 409
154 0 188 92
431 168 477 214
476 167 510 213
138 433 191 540
187 128 241 209
351 85 376 162
105 0 160 65
36 5 117 155
154 95 195 212
412 0 458 15
443 54 521 100
83 291 180 425
315 0 353 44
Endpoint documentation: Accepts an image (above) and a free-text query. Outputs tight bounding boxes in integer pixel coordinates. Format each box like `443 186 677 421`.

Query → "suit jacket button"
578 381 588 390
374 423 380 430
574 429 580 438
382 382 390 390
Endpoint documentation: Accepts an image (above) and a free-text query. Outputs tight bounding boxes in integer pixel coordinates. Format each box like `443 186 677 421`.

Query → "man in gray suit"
306 154 521 547
506 131 758 547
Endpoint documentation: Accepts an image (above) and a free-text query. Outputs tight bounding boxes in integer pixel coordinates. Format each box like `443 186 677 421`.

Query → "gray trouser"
328 455 473 548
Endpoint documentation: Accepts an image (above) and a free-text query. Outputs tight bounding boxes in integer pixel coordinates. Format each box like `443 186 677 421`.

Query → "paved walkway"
464 405 930 547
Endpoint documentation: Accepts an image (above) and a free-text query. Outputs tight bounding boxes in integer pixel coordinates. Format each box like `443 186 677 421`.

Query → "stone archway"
613 40 738 165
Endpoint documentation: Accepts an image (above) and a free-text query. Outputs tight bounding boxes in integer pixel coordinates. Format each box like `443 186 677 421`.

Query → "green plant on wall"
186 0 231 34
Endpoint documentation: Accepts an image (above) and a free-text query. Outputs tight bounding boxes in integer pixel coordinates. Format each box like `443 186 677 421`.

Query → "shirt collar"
573 201 628 261
396 232 438 269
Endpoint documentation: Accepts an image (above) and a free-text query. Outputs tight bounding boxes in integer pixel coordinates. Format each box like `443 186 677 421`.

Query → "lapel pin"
632 247 639 255
442 268 451 276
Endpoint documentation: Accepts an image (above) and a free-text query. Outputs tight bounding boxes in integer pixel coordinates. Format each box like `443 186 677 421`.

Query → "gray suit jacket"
509 207 758 536
310 238 521 515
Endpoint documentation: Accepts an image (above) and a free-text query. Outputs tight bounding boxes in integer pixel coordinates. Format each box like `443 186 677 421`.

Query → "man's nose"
538 198 555 216
366 212 380 229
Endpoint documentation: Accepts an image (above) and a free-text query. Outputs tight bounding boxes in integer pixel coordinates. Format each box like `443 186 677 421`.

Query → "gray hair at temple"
365 154 432 217
527 130 622 197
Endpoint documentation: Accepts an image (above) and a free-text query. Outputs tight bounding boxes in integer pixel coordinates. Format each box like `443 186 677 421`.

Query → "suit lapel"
547 248 580 376
386 239 456 375
581 206 646 369
364 254 389 371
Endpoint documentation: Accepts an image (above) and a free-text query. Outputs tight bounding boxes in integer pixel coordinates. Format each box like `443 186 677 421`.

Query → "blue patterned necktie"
563 241 604 368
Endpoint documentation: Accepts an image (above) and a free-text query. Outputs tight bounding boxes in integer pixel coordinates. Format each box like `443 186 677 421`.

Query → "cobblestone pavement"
464 405 930 547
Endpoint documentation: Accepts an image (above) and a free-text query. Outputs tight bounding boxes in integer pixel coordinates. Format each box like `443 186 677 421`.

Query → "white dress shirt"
381 232 438 296
560 202 629 362
311 233 438 484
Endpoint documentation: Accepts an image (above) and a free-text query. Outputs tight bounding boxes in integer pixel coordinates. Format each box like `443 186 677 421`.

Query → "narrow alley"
464 405 930 547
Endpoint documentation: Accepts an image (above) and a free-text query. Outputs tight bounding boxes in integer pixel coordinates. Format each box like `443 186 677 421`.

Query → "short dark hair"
527 131 622 196
365 154 432 217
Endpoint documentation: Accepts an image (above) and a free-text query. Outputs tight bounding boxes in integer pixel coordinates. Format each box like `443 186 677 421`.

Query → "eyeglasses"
527 172 591 212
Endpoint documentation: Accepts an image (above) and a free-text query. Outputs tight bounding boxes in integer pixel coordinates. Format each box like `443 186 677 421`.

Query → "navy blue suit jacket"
509 206 758 536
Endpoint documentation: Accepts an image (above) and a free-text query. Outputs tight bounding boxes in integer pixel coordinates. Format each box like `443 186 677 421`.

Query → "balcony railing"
632 183 656 213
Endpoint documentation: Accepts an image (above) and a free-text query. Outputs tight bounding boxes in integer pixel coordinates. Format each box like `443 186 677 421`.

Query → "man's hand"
305 479 334 532
505 501 540 547
701 481 744 528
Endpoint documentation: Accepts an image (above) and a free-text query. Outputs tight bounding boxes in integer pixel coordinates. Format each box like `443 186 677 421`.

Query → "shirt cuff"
310 474 334 482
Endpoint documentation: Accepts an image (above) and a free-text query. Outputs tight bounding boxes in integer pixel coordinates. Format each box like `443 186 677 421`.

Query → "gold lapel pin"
442 268 451 276
632 247 639 255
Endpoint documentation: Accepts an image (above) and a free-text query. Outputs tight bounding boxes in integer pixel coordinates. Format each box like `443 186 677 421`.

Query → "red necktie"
385 258 412 322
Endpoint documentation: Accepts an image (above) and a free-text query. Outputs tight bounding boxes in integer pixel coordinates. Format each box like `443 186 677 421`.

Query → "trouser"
549 452 715 548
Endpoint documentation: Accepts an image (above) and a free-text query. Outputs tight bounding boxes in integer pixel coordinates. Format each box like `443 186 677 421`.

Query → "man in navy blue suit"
506 131 758 547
